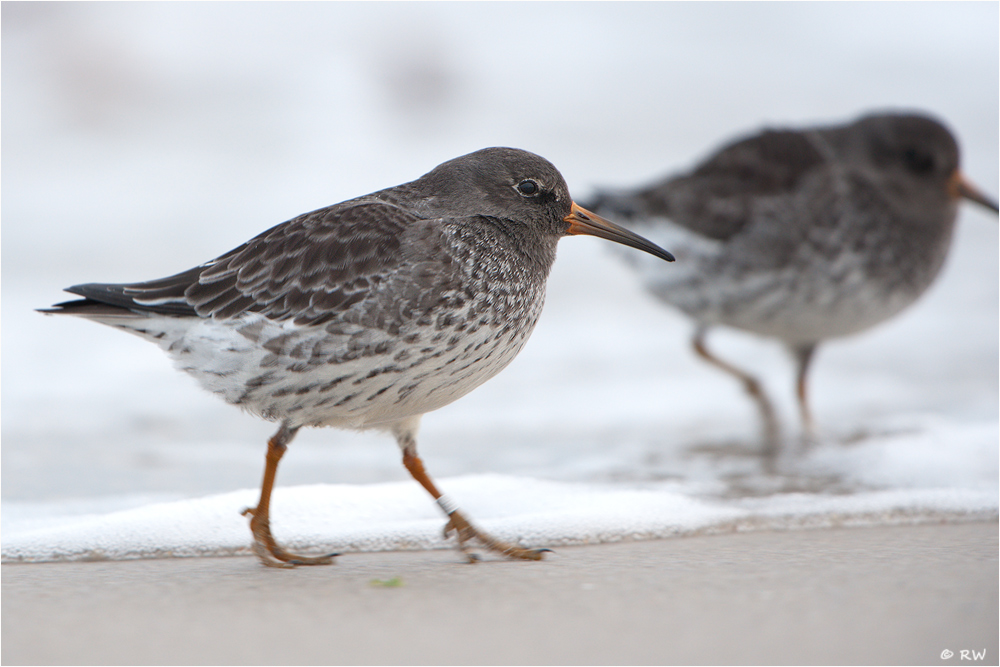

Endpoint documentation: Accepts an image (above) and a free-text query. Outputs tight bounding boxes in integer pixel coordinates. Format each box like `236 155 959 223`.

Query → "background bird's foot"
442 510 550 562
241 506 337 568
798 427 820 451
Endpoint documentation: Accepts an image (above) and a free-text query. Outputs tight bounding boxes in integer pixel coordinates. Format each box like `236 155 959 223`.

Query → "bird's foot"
442 509 550 563
241 506 338 568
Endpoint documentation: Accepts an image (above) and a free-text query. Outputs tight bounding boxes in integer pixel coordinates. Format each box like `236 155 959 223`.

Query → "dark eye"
515 179 540 197
903 147 935 175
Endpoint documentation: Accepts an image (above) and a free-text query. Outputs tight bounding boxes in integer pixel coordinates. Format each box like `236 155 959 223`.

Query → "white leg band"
436 494 459 515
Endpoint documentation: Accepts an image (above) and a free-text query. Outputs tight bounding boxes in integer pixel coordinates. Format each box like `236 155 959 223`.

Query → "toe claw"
245 511 336 567
439 510 548 562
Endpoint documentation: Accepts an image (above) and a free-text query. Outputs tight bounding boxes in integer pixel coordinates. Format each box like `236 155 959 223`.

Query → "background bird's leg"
241 422 336 568
792 343 818 444
692 327 781 463
393 422 548 563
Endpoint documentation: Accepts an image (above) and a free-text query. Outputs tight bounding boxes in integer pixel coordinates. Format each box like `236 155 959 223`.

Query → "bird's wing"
59 201 433 326
598 129 827 242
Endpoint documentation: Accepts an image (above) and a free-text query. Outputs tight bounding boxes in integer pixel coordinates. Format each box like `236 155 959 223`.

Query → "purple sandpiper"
43 147 674 567
588 113 998 453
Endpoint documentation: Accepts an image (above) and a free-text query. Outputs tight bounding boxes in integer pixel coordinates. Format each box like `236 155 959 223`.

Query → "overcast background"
3 3 997 538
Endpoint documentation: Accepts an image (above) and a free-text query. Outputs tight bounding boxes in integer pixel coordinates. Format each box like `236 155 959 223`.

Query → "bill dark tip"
564 202 675 262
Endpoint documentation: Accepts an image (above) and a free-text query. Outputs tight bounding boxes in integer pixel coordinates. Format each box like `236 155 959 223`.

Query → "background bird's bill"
952 172 1000 212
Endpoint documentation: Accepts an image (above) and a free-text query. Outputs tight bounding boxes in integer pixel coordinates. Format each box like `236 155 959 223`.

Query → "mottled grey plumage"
44 147 674 566
588 113 998 450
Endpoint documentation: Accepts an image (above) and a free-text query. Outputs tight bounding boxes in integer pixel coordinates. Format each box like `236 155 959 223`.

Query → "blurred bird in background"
588 112 998 458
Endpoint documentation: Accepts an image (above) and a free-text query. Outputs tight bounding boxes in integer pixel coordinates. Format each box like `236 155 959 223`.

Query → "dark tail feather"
38 298 139 317
40 267 203 317
68 283 141 308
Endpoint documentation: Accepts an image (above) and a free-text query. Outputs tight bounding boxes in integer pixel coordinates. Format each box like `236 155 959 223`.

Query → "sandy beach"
3 522 996 665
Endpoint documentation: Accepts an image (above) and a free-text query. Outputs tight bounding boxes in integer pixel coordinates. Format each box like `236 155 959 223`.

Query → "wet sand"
3 522 997 665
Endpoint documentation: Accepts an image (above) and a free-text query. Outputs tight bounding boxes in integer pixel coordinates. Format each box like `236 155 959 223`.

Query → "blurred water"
3 2 997 506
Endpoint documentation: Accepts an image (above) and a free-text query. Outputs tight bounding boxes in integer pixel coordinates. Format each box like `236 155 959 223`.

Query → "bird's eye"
515 179 540 197
903 147 935 175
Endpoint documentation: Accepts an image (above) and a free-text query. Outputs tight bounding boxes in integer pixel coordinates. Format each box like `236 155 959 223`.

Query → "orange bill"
563 202 675 262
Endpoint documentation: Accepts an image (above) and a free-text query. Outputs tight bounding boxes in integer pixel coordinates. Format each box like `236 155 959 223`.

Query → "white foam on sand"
4 416 995 563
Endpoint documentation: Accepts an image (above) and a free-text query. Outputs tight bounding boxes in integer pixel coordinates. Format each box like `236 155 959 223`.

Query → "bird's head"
415 147 675 262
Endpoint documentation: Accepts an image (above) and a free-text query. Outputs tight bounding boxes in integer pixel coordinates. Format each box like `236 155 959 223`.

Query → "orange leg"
241 422 337 568
397 430 548 563
793 343 818 441
693 327 781 460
